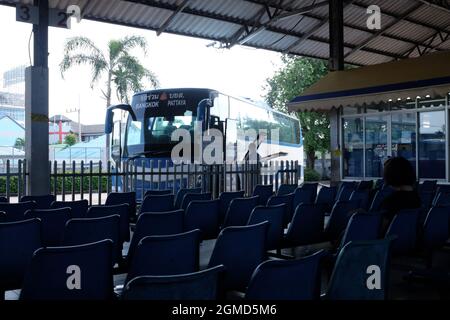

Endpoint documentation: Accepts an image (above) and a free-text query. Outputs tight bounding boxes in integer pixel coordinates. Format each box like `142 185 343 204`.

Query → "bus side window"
112 120 122 159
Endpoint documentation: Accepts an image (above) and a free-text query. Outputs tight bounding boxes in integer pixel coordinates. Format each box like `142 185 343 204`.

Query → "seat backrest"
0 201 36 222
349 190 370 211
63 215 121 263
267 193 294 226
285 203 324 246
420 191 435 213
0 218 41 292
339 212 382 249
301 183 319 195
20 240 114 300
184 200 220 240
324 200 360 241
357 180 373 191
140 194 174 214
127 210 184 261
144 189 172 197
419 180 437 194
252 185 273 205
422 206 449 250
218 191 245 223
432 192 450 207
24 208 71 247
369 187 394 212
0 211 5 222
181 193 212 211
20 195 56 209
223 196 260 227
385 209 420 255
51 200 88 218
105 192 136 221
326 238 393 300
336 181 357 200
87 204 130 243
0 196 7 203
126 229 201 284
175 188 201 209
315 186 337 207
122 265 225 300
277 184 297 196
248 204 285 250
245 250 325 300
208 221 268 291
293 187 316 209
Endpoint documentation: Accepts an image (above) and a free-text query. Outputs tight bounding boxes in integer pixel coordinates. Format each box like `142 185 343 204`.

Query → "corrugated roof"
1 0 449 66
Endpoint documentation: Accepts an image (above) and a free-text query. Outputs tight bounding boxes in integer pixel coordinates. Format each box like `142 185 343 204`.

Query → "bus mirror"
105 104 136 134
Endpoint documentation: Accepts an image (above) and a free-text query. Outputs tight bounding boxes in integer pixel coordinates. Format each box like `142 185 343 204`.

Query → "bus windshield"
125 106 197 157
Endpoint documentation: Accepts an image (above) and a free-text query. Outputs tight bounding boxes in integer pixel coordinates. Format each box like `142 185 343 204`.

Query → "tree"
14 137 25 150
264 56 330 171
64 133 77 146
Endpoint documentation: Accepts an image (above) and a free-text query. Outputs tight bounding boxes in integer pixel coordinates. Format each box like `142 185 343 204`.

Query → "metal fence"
0 159 300 204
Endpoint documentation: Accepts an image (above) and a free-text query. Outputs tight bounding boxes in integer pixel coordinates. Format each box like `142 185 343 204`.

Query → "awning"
288 51 450 112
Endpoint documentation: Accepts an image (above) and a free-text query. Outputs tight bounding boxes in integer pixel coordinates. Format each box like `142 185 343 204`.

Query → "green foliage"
304 168 321 182
60 35 159 105
14 137 25 149
64 133 77 146
264 56 330 169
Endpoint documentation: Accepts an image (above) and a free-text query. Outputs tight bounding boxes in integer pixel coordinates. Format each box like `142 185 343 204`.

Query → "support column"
329 0 344 184
25 0 50 195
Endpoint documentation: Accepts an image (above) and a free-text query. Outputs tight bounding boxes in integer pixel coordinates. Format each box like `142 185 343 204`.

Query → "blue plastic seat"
63 215 121 264
293 187 316 208
421 206 449 251
0 211 5 222
357 180 373 191
324 200 360 241
369 187 394 212
181 193 212 211
184 200 220 240
324 238 393 300
385 209 420 255
267 193 294 226
420 191 435 214
222 196 259 227
374 179 384 190
284 203 325 246
252 185 273 205
0 218 41 297
315 186 337 211
122 265 225 300
0 201 36 222
144 189 172 197
277 184 297 196
24 208 71 246
140 194 174 214
87 203 130 244
218 191 245 224
127 210 184 262
126 229 201 284
245 250 325 300
20 240 114 300
419 180 437 194
432 192 450 207
20 195 56 209
105 192 136 222
51 200 88 218
336 181 357 201
174 188 201 209
0 197 7 203
208 221 268 291
349 190 370 211
301 183 319 195
247 204 285 250
339 212 382 249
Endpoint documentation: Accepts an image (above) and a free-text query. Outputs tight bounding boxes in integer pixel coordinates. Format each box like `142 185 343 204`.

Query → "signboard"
16 4 79 29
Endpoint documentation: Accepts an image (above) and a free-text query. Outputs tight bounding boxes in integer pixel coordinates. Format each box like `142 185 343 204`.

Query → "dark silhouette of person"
380 156 421 233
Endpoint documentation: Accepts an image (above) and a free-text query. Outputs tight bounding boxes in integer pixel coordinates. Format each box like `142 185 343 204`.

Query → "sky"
0 6 282 124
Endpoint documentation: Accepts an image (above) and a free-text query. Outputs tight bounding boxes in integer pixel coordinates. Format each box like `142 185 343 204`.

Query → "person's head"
383 157 416 188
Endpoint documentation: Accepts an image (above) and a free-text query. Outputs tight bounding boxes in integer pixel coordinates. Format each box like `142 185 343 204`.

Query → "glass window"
365 116 388 177
391 113 416 171
343 117 364 177
126 119 142 146
419 111 445 179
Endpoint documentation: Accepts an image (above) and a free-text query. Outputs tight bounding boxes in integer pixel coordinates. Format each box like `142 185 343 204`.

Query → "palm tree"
60 35 159 107
60 35 159 161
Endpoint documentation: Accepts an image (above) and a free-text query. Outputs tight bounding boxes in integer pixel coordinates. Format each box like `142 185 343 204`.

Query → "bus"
105 88 303 198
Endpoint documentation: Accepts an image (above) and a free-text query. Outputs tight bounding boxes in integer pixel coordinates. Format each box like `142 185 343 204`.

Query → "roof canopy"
1 0 450 66
288 50 450 112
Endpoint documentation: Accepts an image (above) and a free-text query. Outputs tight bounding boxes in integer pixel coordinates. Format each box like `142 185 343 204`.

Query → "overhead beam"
401 27 450 58
344 3 423 58
416 0 450 14
156 0 190 36
329 0 344 71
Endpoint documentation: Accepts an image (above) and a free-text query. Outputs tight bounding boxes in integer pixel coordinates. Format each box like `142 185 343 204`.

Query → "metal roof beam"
156 0 190 36
401 27 450 58
344 3 423 58
416 0 450 14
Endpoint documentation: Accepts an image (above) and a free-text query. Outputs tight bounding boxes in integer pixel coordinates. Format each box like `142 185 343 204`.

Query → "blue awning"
288 51 450 112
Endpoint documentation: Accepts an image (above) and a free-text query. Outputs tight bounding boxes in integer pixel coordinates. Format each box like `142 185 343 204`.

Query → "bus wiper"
128 150 168 161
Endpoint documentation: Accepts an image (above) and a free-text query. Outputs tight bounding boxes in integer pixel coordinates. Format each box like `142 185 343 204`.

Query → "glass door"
365 115 388 177
391 113 416 172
